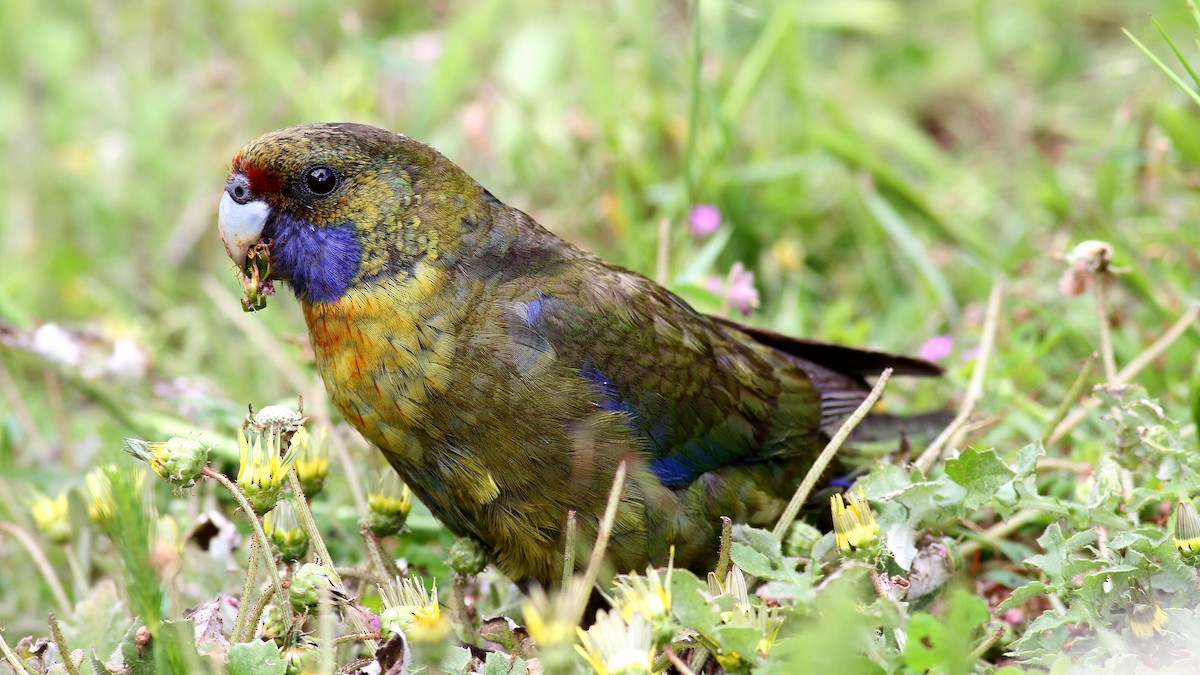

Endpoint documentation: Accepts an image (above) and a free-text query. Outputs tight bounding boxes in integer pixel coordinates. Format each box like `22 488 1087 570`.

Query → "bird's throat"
265 212 363 304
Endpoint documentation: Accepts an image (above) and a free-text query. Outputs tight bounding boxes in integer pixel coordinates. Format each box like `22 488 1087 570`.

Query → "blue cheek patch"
266 213 362 303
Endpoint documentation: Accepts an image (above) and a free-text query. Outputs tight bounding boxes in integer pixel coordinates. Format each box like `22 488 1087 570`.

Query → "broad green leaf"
226 640 287 675
904 589 988 672
892 477 967 527
731 525 801 582
442 647 473 673
945 447 1014 509
484 650 528 675
998 581 1048 613
1025 524 1098 584
669 570 721 633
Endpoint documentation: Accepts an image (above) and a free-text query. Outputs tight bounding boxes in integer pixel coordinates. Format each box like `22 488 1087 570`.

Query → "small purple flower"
706 262 760 316
917 335 954 362
688 204 721 238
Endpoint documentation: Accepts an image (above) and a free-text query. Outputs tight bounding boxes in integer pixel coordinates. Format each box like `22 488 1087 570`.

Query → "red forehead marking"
232 154 283 195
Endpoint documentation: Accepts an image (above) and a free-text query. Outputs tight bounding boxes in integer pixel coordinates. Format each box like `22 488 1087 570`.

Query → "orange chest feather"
300 268 462 445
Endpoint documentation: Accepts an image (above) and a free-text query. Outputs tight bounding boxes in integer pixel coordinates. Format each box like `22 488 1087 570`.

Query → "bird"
217 122 942 589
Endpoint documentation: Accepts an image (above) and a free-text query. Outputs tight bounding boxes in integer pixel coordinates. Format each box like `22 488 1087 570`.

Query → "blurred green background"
2 0 1199 637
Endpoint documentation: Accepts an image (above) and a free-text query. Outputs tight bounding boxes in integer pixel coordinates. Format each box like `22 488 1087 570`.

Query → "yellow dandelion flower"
84 468 116 524
575 609 655 675
522 587 577 649
379 576 447 642
612 561 675 643
28 488 71 545
831 484 879 553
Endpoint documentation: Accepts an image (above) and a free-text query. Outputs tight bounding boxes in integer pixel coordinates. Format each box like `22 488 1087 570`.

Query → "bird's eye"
303 166 338 196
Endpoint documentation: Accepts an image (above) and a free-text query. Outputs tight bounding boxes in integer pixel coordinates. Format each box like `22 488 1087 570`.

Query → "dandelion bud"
256 604 287 642
613 566 675 643
83 468 116 525
253 404 307 434
293 427 329 497
783 521 822 558
1174 498 1200 561
366 473 411 537
289 562 344 613
448 537 488 576
237 428 300 514
123 437 209 488
264 499 309 561
1128 579 1167 640
281 637 318 675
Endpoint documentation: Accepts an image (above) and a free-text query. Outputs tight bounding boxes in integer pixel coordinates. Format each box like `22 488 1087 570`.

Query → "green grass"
4 0 1200 672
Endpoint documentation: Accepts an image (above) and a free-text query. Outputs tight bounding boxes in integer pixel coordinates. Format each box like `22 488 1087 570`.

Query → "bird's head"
219 122 482 305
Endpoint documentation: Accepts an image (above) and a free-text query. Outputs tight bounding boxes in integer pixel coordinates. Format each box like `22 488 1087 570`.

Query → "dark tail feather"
845 410 955 443
709 316 944 379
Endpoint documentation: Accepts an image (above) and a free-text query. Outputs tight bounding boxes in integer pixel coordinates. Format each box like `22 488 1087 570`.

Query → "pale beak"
218 190 271 270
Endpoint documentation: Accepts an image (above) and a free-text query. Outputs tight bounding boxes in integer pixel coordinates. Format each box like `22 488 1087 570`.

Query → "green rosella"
217 123 941 588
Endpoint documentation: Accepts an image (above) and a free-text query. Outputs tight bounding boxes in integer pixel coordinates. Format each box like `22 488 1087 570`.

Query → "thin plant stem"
201 466 292 634
317 585 336 674
1094 277 1117 382
958 508 1044 559
286 470 333 572
453 572 478 645
335 566 385 588
63 542 87 602
714 516 733 580
915 282 1004 475
288 468 378 651
561 510 578 587
1039 353 1097 445
233 535 262 642
969 626 1005 663
717 263 738 317
331 632 382 649
47 614 79 675
360 523 402 583
241 578 278 643
337 657 376 674
664 647 698 675
1048 302 1200 445
0 522 71 613
683 0 702 207
1116 302 1200 382
772 368 894 540
688 645 710 674
572 461 628 625
0 630 36 675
